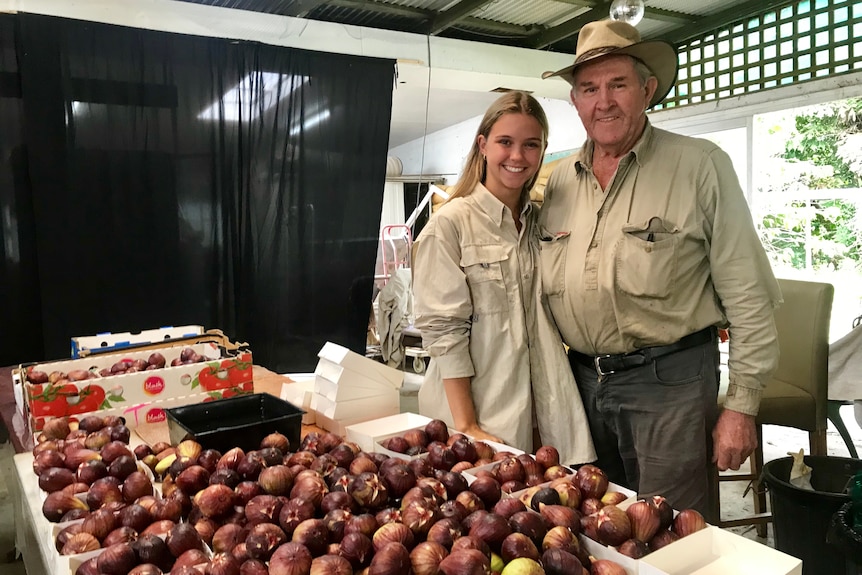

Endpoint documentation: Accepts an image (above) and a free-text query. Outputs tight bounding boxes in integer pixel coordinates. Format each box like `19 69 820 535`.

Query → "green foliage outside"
758 98 862 272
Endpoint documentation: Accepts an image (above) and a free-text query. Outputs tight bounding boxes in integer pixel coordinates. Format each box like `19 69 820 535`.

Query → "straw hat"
543 20 678 108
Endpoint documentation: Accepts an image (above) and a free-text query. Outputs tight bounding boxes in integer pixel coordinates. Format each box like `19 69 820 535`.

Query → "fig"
42 490 89 522
410 541 448 575
97 542 138 575
530 486 561 512
534 445 560 469
339 532 373 569
500 557 544 575
269 542 312 575
368 541 412 575
469 475 502 508
424 419 449 444
672 508 706 537
542 548 586 575
194 483 236 517
38 467 76 493
508 511 548 547
626 499 661 542
617 538 650 558
596 505 631 547
61 532 100 555
292 518 329 556
372 521 414 552
600 491 628 506
438 548 490 575
648 529 680 551
575 464 608 499
590 559 627 575
501 532 540 563
468 511 511 551
103 526 138 547
541 525 580 555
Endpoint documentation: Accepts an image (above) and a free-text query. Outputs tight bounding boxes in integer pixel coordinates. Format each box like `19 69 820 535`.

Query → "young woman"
413 91 594 464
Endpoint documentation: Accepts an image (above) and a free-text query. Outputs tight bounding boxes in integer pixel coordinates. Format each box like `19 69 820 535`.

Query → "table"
0 365 326 575
11 451 60 575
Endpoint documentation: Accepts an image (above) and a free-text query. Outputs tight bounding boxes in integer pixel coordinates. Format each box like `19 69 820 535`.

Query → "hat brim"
542 40 678 108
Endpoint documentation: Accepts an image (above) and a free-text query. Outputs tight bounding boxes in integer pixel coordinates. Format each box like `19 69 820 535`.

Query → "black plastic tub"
763 455 862 575
166 393 304 454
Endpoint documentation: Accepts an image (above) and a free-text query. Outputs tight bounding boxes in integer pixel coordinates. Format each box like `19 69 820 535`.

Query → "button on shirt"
538 122 782 416
414 184 595 463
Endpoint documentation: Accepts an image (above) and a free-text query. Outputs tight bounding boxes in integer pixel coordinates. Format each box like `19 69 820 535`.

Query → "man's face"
570 55 657 153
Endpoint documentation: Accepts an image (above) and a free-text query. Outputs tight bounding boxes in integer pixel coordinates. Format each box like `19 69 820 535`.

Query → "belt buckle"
595 355 615 377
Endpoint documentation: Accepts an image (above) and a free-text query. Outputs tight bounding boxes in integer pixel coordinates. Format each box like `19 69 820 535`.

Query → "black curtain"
0 13 394 371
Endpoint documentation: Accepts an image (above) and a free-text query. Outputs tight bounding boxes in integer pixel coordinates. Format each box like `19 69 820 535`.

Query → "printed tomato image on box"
27 381 125 418
192 353 254 392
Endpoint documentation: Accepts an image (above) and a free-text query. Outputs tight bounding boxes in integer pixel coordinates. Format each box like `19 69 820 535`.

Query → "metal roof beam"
430 0 495 35
643 8 694 25
282 0 329 17
527 2 608 49
326 0 433 20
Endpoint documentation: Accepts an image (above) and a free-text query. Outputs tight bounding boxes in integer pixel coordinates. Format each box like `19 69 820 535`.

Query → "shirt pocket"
461 245 508 315
615 219 679 299
538 231 570 297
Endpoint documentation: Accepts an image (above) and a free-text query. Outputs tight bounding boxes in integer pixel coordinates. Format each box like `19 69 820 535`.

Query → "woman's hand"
442 377 503 444
460 423 503 444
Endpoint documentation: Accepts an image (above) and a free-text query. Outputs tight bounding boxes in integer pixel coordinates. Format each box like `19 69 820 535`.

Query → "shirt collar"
574 118 655 174
471 183 531 226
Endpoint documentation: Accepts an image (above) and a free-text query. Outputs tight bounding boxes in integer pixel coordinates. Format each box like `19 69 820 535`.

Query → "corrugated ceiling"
174 0 792 52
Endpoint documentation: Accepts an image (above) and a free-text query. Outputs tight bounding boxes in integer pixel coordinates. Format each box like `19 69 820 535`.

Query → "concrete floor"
1 405 859 574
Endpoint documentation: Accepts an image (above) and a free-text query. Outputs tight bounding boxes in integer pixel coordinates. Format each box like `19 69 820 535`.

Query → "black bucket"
762 455 862 575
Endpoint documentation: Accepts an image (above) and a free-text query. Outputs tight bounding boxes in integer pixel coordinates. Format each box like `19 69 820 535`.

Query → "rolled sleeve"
704 148 782 416
413 218 476 380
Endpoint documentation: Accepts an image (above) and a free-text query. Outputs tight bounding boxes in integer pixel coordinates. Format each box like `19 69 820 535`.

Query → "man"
539 20 782 516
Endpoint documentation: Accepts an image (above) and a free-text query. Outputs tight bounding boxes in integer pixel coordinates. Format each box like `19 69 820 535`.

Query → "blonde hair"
447 91 549 203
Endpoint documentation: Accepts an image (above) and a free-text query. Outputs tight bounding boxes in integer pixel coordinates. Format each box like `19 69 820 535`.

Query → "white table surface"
11 451 59 575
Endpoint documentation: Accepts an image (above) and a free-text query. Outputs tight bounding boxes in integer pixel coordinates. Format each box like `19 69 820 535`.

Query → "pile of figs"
30 415 706 575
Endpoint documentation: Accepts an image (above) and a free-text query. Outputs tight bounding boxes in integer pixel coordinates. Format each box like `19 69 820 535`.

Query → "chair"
709 278 833 537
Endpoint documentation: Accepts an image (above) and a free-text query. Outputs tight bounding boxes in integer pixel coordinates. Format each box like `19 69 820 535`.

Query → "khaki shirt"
538 123 782 416
414 184 595 463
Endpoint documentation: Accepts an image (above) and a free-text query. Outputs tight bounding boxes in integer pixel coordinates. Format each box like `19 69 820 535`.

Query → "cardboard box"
639 526 802 575
314 367 399 402
314 411 375 437
310 391 400 422
345 412 434 452
70 325 205 358
17 345 254 431
317 342 404 389
279 375 317 425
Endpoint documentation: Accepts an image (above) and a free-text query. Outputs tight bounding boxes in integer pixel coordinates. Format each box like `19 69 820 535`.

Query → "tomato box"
70 324 205 358
14 343 254 431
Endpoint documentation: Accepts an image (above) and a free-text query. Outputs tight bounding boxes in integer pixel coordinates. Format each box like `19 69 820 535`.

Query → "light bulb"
609 0 645 26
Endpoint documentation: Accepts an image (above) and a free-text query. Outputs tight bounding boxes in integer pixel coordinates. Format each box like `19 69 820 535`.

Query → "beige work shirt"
538 123 782 416
414 184 595 463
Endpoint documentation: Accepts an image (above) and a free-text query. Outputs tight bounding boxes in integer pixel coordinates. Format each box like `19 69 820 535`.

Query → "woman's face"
478 112 545 199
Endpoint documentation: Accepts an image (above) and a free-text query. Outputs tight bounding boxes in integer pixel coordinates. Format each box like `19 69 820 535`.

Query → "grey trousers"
568 332 720 515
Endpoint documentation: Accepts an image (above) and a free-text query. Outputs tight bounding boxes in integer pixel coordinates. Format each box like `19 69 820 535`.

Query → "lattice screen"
658 0 862 109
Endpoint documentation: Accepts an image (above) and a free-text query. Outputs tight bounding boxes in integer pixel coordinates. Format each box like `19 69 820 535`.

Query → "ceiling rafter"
430 0 494 36
326 0 434 20
282 0 329 18
527 2 608 50
644 8 695 26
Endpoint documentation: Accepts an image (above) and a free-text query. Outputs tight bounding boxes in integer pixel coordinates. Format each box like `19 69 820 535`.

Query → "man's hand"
712 409 757 471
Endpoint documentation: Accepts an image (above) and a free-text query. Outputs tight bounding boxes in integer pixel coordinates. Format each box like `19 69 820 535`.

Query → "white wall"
389 96 587 184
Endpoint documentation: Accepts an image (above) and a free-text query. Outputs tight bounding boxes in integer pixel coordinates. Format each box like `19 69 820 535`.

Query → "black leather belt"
570 327 715 377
